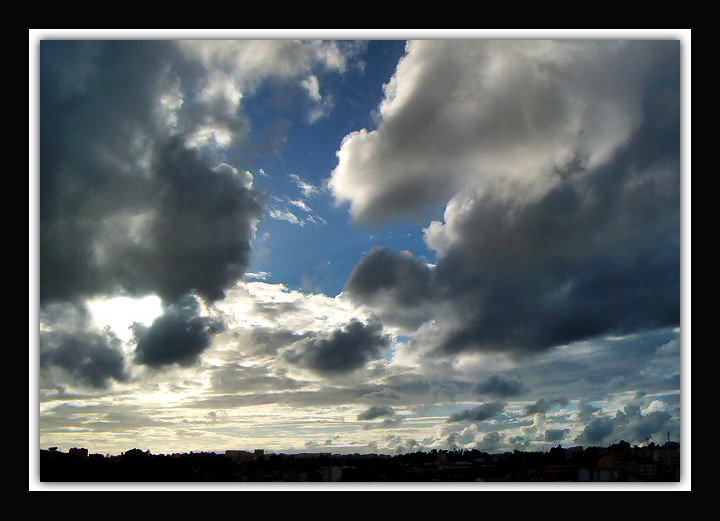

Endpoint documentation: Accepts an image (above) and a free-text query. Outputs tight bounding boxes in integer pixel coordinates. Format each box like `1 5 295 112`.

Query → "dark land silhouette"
39 440 680 482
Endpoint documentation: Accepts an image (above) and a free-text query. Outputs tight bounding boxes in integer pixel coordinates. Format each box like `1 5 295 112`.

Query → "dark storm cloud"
525 396 569 415
40 328 128 389
341 41 680 358
471 375 527 398
577 416 615 444
357 405 396 420
133 296 224 368
544 429 569 442
345 246 434 306
433 143 679 356
40 41 263 306
286 319 391 375
344 247 435 330
632 411 673 441
448 401 505 422
40 302 128 389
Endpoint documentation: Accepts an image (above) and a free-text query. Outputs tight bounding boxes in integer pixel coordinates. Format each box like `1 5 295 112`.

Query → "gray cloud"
357 405 396 420
544 428 569 442
448 401 505 422
574 394 675 446
357 405 403 430
40 39 359 309
525 396 569 415
40 41 264 306
338 41 680 358
345 247 434 307
331 41 675 224
209 363 305 394
40 302 128 389
476 431 506 453
471 374 528 398
248 327 310 355
577 416 615 444
286 319 390 375
133 296 224 368
344 246 435 330
40 327 128 389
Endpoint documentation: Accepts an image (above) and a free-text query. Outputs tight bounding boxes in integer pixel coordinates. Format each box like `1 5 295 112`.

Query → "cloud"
471 374 528 398
576 416 614 444
336 40 680 358
268 208 305 226
574 393 675 445
40 40 359 308
288 173 320 198
40 41 270 306
357 405 403 429
544 428 569 442
330 40 676 225
209 363 305 394
40 328 128 389
40 302 128 389
448 401 505 422
344 246 435 330
357 405 396 420
476 431 506 453
285 318 390 375
525 396 569 415
247 327 310 356
132 296 224 368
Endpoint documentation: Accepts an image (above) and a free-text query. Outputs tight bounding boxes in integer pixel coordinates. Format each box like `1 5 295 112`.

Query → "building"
68 447 88 458
225 450 254 462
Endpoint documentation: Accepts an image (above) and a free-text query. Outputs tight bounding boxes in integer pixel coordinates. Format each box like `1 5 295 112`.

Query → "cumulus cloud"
476 431 506 453
335 40 680 358
330 40 675 224
357 405 396 420
40 328 128 390
285 318 391 375
40 302 129 389
576 416 615 444
40 39 365 389
525 396 569 415
574 394 675 445
132 296 224 368
40 42 264 307
344 246 435 330
357 405 403 429
448 401 505 422
41 40 358 308
544 428 569 442
471 374 528 398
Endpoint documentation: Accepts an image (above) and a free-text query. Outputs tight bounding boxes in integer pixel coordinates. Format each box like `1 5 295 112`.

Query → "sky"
32 31 689 471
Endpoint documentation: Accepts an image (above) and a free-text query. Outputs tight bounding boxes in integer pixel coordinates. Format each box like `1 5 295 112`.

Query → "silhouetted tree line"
39 440 680 482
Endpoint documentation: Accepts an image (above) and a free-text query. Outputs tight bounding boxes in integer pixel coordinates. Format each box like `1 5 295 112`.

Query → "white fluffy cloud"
330 40 670 224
